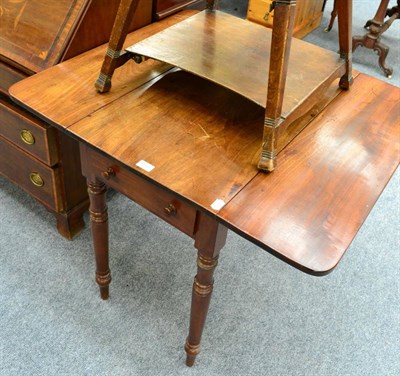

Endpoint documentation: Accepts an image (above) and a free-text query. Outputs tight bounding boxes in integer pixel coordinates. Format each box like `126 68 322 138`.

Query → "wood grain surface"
127 10 345 110
219 74 400 275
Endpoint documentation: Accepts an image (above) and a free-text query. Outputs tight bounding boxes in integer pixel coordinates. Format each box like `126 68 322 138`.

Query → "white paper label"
136 160 155 172
211 199 225 211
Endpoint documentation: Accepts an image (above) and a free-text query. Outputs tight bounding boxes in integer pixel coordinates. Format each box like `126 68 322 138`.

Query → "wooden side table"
326 0 400 77
0 0 153 239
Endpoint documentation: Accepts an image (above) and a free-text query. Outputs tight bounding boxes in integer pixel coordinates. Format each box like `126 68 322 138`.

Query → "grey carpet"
1 1 399 375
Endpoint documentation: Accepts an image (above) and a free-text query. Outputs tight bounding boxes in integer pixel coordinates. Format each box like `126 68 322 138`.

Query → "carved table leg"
337 0 353 89
352 0 398 78
325 0 337 32
87 179 111 300
185 213 228 366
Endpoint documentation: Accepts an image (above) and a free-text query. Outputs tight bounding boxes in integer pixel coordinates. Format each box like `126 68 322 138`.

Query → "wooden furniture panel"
0 98 58 165
0 136 62 210
80 144 198 237
0 61 26 95
247 0 325 38
220 74 400 275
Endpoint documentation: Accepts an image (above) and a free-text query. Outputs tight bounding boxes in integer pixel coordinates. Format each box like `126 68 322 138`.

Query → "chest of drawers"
0 0 196 238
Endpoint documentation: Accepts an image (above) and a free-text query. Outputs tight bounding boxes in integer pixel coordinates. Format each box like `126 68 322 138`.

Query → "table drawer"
0 136 62 211
80 145 197 237
0 98 59 166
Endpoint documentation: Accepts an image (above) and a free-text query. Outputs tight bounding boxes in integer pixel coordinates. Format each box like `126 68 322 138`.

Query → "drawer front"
81 145 197 237
0 136 62 211
0 61 27 95
0 99 59 166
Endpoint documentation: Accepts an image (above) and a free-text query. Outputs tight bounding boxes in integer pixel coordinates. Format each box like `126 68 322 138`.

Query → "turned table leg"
87 179 111 300
185 213 228 366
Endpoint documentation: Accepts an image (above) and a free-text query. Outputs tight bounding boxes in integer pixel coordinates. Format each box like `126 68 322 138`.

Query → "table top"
9 11 400 276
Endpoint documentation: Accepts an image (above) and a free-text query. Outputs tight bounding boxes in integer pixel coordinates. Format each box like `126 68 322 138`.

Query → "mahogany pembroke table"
9 9 400 367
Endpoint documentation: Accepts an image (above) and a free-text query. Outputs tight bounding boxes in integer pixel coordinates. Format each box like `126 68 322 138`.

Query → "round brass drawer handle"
101 167 115 180
29 172 44 187
164 203 177 216
20 129 35 145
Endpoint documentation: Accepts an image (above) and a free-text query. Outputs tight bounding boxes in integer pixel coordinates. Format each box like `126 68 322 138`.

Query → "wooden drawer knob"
20 129 35 145
164 203 177 216
29 172 44 187
101 167 115 180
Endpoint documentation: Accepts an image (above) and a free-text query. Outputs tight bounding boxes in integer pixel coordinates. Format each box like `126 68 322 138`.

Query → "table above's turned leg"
325 0 338 31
